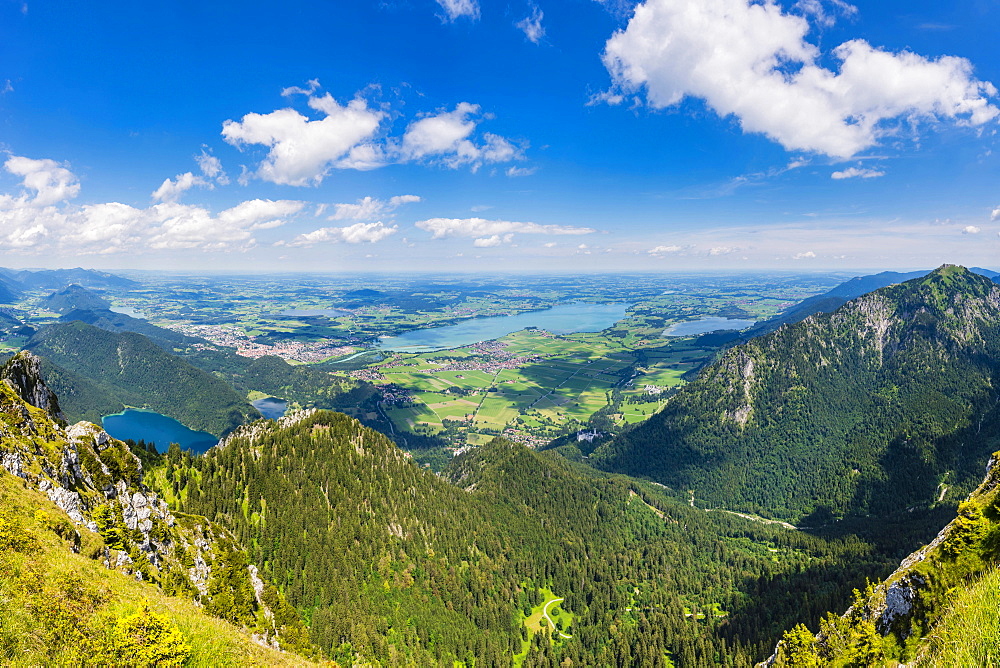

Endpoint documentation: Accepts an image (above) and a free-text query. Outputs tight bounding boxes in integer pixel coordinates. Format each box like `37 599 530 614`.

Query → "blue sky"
1 0 999 272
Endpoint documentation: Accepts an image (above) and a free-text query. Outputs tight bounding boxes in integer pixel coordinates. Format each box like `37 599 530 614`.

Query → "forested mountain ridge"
741 270 927 338
743 266 1000 339
172 407 918 666
592 265 1000 523
59 306 204 350
767 448 1000 666
0 351 312 663
25 321 259 435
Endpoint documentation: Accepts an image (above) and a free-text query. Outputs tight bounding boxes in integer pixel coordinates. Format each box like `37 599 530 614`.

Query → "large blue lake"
102 409 218 454
378 302 630 353
664 317 757 337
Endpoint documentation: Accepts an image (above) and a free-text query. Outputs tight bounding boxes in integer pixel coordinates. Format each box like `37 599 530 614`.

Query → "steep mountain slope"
43 284 112 314
59 307 203 350
767 448 1000 666
174 408 909 666
0 309 31 337
0 351 312 663
592 265 1000 522
743 270 928 339
26 321 259 435
745 267 999 339
0 278 19 303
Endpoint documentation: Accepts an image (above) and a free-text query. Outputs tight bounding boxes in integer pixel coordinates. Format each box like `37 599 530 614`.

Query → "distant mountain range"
0 266 139 292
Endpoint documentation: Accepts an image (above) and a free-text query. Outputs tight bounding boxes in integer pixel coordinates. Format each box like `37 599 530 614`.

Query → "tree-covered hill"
741 270 928 339
175 409 917 666
592 265 1000 523
58 307 203 350
42 284 112 314
25 321 259 435
742 266 1000 340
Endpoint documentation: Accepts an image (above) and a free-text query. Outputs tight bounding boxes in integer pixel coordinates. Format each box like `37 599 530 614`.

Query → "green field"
514 587 575 666
367 326 715 447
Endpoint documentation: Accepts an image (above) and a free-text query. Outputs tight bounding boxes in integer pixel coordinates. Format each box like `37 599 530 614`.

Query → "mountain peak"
1 350 64 421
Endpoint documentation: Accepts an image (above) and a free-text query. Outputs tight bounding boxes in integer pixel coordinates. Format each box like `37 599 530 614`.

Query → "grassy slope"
0 469 313 667
917 566 1000 666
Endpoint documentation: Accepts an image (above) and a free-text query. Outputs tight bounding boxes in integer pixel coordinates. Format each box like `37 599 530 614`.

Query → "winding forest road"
542 598 572 639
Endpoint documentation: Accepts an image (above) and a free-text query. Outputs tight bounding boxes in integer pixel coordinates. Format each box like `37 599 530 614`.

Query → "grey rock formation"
1 350 64 420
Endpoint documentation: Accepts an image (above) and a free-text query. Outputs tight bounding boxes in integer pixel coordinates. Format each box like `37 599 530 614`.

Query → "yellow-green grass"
514 587 575 666
619 401 666 425
475 396 521 425
464 432 495 446
637 367 688 387
386 404 443 431
917 566 1000 666
0 470 313 667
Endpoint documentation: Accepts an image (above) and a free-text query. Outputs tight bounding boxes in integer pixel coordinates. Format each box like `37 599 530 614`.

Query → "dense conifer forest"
158 410 937 665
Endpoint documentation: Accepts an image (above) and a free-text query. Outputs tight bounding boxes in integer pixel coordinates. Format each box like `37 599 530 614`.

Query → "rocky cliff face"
2 350 64 421
0 351 292 649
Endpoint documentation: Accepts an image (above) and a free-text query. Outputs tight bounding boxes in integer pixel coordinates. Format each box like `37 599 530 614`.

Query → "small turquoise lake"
102 409 218 454
378 302 629 353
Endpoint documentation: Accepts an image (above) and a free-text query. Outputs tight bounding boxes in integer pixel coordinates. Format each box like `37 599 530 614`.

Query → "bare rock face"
1 350 64 421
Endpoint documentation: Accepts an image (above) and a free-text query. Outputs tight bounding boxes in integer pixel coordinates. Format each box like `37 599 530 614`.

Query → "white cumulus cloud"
962 225 981 234
602 0 998 159
473 234 513 247
436 0 479 21
222 91 385 186
4 156 80 206
283 221 398 247
793 250 817 259
709 246 740 256
648 244 682 254
0 155 304 254
400 103 522 170
152 172 209 203
196 150 229 184
146 199 305 250
516 7 545 43
330 195 421 220
794 0 856 28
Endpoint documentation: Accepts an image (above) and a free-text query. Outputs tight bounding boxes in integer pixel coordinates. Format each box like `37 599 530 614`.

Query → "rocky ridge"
0 350 293 649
